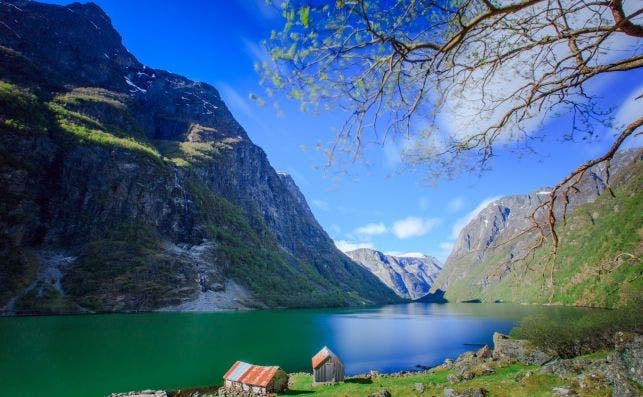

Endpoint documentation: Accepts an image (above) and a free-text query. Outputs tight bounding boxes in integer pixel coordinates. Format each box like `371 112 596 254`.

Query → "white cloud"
436 242 455 262
334 240 374 253
614 84 643 132
392 216 441 239
242 37 271 64
384 251 427 258
450 196 501 240
447 196 465 213
439 242 454 251
436 5 640 147
312 199 330 211
355 222 387 236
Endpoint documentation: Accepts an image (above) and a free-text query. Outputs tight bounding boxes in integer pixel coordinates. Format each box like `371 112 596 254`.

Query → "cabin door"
325 361 336 382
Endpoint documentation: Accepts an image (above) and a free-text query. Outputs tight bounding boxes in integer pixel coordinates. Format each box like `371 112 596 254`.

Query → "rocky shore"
110 331 642 397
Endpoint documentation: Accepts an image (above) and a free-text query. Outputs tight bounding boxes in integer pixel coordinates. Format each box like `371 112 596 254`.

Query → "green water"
0 303 587 397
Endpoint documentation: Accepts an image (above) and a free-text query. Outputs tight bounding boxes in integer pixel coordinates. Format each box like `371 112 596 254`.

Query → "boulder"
613 332 642 384
442 359 455 369
368 390 391 397
414 383 426 393
477 345 492 360
443 388 458 397
447 373 460 384
551 387 577 396
443 388 488 397
461 388 488 397
110 391 167 397
492 332 557 365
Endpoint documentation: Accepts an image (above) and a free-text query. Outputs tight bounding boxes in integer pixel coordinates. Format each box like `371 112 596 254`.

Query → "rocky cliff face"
433 149 642 307
0 0 399 314
345 248 442 299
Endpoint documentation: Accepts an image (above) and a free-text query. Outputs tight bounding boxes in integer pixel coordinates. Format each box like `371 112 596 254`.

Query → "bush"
511 304 642 358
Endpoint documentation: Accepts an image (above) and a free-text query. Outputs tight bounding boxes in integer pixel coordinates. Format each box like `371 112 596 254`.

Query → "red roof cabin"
312 346 345 384
222 361 288 395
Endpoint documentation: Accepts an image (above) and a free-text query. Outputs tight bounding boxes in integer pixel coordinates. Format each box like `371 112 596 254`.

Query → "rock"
447 373 460 384
443 388 457 397
461 388 488 397
492 332 557 365
368 390 391 397
552 387 577 396
612 371 640 397
414 383 426 393
456 351 478 364
345 248 442 299
471 363 494 376
110 391 167 397
476 345 492 359
443 359 455 369
613 332 643 384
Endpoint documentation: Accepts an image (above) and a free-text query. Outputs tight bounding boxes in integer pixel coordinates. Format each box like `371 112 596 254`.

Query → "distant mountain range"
0 0 399 314
432 149 642 308
345 249 442 299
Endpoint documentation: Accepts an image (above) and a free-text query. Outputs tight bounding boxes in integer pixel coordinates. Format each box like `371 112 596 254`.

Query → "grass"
440 160 643 308
62 224 200 312
48 101 162 161
511 304 642 358
0 80 49 134
281 363 581 397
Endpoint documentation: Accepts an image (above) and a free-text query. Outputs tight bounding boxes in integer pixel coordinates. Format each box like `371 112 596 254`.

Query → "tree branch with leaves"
259 0 643 298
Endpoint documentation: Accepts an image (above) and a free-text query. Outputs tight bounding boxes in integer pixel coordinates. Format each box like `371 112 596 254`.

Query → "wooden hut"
312 346 344 383
222 361 288 395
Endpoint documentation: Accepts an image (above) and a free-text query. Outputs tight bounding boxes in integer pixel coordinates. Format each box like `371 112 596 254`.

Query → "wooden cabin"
312 346 344 383
222 361 288 395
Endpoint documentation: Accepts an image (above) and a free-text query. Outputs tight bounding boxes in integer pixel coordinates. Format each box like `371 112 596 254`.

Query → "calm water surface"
0 303 584 397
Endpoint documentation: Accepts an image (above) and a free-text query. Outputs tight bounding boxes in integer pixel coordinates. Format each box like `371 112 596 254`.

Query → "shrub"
511 304 642 357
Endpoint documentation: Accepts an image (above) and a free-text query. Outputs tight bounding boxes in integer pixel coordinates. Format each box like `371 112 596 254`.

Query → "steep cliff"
0 0 399 314
346 248 442 299
433 150 642 307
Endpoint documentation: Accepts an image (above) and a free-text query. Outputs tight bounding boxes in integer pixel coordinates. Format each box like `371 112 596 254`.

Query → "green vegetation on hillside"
442 161 643 307
280 362 597 397
187 178 358 308
62 224 200 311
511 304 642 358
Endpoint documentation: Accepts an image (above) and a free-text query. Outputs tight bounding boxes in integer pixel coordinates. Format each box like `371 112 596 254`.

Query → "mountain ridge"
433 148 642 307
0 0 399 314
345 248 442 299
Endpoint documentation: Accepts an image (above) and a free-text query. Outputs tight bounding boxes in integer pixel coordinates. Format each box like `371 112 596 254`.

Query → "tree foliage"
260 0 643 300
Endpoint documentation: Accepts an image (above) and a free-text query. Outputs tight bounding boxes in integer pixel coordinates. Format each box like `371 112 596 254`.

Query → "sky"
44 0 643 261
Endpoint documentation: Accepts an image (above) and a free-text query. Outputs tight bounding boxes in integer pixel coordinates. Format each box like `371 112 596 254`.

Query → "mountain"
345 248 442 299
433 149 642 307
0 0 399 314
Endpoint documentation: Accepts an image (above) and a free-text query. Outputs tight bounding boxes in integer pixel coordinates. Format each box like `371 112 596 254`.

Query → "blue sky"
44 0 643 261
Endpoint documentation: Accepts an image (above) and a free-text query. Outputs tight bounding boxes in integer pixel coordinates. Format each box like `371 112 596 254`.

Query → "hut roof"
223 361 280 387
312 346 341 369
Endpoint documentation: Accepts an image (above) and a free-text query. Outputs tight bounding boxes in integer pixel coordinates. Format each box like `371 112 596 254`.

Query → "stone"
443 388 457 397
443 359 455 369
492 332 557 365
368 390 391 397
461 388 488 397
552 387 577 396
471 363 494 376
448 373 460 384
456 351 478 364
414 383 426 393
476 345 492 359
613 332 643 384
